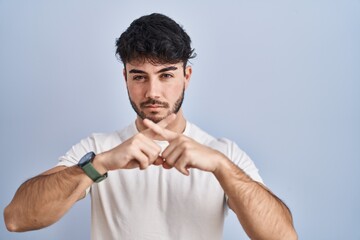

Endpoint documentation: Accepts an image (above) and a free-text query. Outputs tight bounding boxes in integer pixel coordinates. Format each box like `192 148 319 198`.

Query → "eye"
160 73 173 79
132 75 145 81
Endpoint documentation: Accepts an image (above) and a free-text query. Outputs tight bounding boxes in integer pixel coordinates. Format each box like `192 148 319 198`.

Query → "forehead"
125 60 183 73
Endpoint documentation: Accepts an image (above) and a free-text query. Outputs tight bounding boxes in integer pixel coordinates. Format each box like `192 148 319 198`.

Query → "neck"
135 110 186 136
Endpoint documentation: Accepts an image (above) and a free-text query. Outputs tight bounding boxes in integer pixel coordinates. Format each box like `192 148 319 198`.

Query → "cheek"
166 85 184 99
128 85 144 99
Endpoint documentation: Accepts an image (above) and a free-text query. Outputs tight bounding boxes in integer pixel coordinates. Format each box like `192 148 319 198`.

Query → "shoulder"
186 122 243 155
85 122 137 150
184 122 237 149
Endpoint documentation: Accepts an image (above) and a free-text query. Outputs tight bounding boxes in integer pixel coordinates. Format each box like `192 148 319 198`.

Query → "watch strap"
82 162 108 183
78 152 107 183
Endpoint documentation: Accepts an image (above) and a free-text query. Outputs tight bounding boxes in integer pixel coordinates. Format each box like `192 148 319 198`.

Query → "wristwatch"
78 152 107 183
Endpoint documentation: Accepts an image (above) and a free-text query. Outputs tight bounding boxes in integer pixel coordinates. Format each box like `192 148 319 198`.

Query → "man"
4 13 297 239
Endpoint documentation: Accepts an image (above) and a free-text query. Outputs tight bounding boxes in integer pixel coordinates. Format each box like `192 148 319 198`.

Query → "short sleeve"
57 135 97 167
224 138 264 184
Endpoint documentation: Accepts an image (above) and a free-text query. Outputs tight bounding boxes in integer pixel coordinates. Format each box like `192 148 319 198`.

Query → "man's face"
124 60 192 123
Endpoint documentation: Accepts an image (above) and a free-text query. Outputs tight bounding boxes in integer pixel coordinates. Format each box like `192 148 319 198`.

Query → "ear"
184 66 192 89
123 68 127 82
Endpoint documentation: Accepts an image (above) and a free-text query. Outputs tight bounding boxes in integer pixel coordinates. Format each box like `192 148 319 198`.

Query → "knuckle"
182 151 191 160
129 138 138 146
155 145 161 153
180 141 191 150
150 152 159 160
137 133 145 141
174 161 182 168
128 143 137 152
139 161 149 169
165 158 174 166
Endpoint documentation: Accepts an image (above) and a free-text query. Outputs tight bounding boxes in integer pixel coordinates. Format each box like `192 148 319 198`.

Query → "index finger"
142 113 176 138
156 113 176 128
143 118 178 141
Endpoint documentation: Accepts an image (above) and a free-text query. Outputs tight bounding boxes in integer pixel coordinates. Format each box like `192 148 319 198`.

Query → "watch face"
78 152 96 167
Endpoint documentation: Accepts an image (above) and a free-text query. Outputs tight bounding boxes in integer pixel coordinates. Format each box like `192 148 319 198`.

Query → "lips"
144 104 165 109
140 99 169 109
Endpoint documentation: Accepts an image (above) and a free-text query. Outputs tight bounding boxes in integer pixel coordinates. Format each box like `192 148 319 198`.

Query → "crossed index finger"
143 118 178 141
142 113 176 139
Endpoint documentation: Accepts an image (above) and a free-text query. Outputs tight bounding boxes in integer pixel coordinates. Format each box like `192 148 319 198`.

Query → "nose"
145 79 161 99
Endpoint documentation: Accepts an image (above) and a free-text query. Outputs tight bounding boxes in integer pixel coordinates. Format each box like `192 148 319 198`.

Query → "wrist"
213 154 253 184
212 151 231 175
78 152 108 183
92 152 108 175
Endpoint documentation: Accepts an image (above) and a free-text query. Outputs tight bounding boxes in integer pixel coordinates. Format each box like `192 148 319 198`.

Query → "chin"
146 116 165 123
146 112 175 123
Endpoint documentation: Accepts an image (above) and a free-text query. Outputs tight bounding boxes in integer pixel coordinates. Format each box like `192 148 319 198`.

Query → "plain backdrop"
1 1 359 239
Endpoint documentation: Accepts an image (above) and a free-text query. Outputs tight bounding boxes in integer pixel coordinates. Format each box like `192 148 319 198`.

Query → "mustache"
140 98 169 108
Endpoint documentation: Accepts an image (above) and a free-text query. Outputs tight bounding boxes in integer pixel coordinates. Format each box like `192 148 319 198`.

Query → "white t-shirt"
58 121 263 240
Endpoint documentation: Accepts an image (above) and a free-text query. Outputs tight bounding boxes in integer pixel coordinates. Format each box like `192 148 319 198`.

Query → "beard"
129 87 185 123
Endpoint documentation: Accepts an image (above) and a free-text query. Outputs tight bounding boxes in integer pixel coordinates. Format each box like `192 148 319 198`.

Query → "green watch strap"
78 152 107 183
82 162 108 183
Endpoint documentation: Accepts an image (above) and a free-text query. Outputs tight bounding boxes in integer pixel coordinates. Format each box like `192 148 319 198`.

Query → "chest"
91 166 226 216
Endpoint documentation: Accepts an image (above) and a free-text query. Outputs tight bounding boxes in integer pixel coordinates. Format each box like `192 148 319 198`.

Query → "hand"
95 114 176 172
143 118 225 176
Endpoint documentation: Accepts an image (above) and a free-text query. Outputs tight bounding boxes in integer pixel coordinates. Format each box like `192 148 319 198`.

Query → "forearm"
4 165 93 232
213 155 297 240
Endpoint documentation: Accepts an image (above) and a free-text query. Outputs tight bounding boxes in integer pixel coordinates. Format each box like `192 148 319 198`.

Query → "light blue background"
1 1 359 239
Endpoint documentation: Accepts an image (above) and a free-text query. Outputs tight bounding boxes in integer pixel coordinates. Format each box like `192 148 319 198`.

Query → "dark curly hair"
115 13 196 70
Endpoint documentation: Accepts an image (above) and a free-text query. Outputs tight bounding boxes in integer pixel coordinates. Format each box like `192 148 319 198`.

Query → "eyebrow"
128 66 178 74
157 66 178 73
